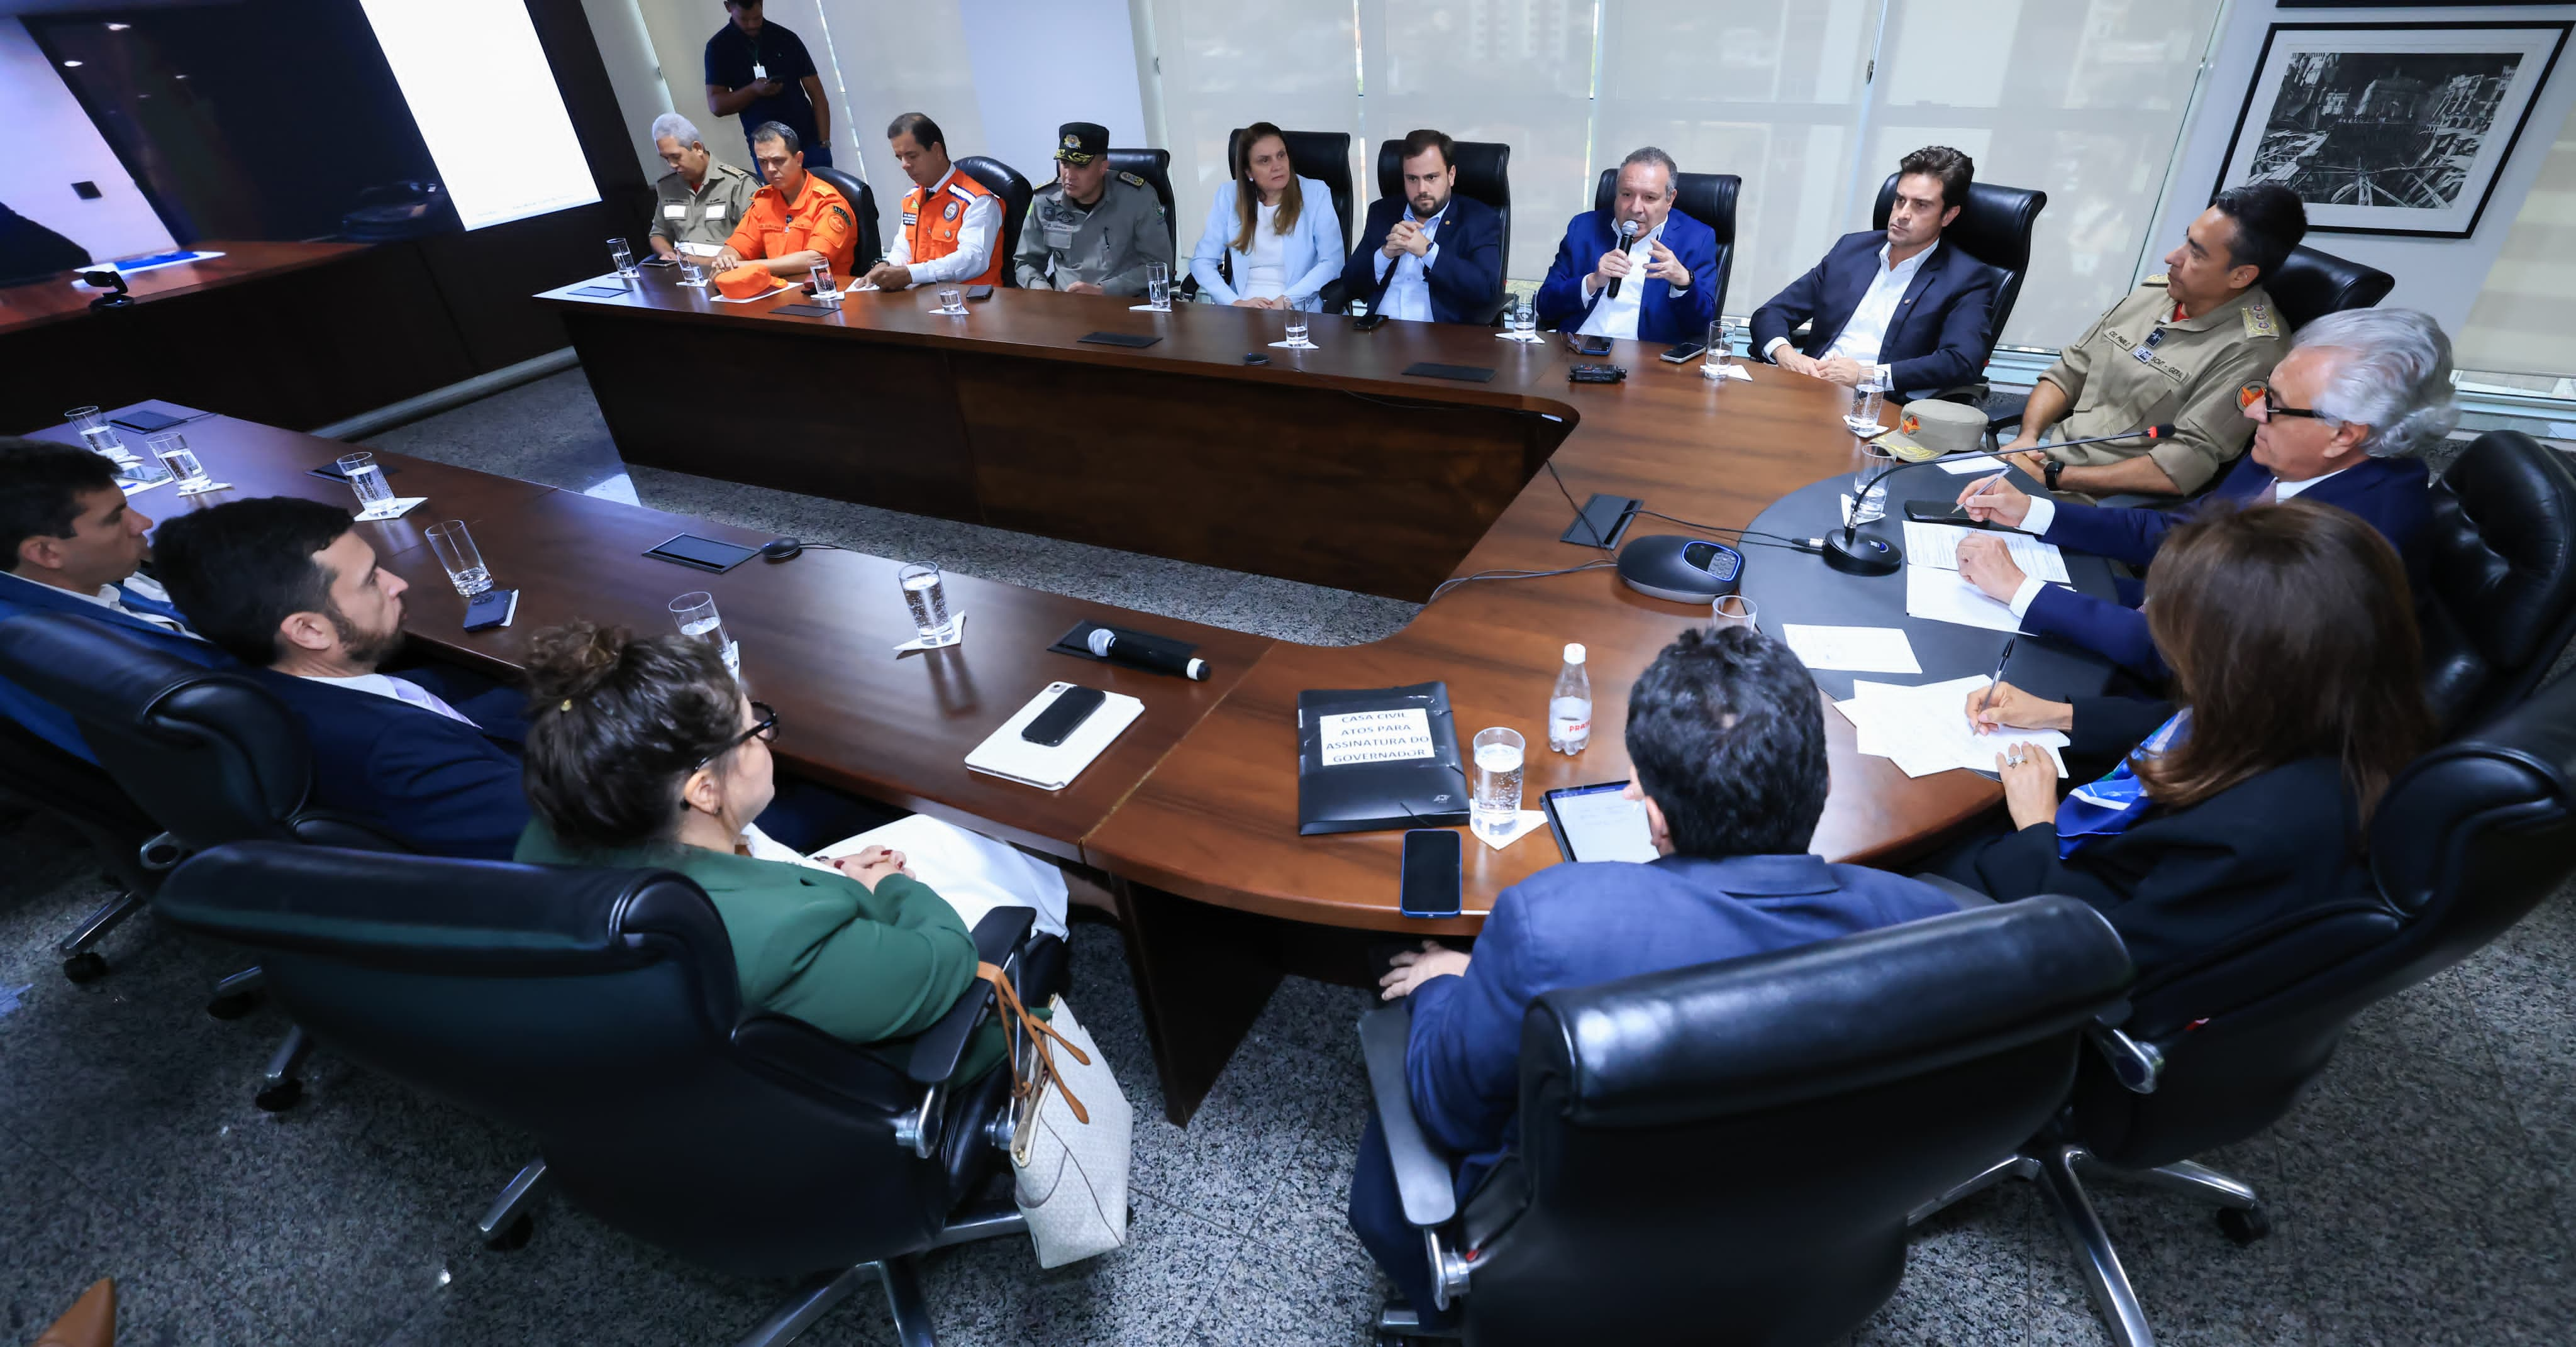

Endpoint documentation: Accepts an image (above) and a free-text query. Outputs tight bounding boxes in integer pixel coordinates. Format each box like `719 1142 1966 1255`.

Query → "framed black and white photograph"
2215 21 2571 238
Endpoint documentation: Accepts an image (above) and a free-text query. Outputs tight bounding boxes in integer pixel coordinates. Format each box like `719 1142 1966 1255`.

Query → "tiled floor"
4 371 2572 1344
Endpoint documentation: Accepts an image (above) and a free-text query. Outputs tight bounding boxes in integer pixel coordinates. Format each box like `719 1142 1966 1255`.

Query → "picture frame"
2214 21 2571 239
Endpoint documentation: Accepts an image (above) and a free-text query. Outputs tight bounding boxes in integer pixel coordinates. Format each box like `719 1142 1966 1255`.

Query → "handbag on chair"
979 964 1133 1267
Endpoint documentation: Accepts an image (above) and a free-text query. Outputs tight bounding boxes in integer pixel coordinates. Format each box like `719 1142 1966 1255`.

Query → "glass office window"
1148 0 1362 257
2458 98 2576 384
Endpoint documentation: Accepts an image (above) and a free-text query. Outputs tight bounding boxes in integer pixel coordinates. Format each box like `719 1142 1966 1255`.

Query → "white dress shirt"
0 567 194 636
1999 462 2358 618
1370 207 1445 322
300 672 479 726
1241 202 1289 299
1577 221 1666 341
1765 240 1936 385
884 168 1002 287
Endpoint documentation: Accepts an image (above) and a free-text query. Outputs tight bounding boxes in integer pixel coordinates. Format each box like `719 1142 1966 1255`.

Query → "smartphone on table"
1399 828 1463 919
1658 341 1706 363
1021 684 1108 747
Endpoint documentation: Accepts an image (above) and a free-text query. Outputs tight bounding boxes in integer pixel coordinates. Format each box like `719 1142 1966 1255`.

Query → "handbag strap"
977 961 1092 1125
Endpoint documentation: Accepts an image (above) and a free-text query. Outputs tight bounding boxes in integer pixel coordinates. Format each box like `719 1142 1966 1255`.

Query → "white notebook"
964 681 1144 790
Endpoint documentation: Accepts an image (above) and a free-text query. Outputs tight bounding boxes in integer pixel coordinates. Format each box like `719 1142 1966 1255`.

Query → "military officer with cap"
1013 121 1172 297
2002 183 2307 501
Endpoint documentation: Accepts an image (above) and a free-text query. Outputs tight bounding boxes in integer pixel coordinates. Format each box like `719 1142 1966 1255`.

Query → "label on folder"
1317 708 1436 766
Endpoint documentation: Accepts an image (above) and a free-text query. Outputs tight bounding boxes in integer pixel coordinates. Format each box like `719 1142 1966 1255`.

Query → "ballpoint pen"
1974 636 2018 728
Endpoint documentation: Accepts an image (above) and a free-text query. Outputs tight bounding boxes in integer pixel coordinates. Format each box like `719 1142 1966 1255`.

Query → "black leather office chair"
1588 168 1740 319
1188 128 1355 309
0 714 175 982
2419 430 2576 733
2267 244 2395 333
1870 172 2046 357
952 156 1033 285
806 166 882 270
1106 147 1177 256
155 841 1052 1347
1365 897 2133 1346
0 613 413 1107
1368 140 1512 324
1916 674 2576 1347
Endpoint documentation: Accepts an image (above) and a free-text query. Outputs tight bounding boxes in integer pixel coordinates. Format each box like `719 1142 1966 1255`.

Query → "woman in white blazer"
1189 122 1345 312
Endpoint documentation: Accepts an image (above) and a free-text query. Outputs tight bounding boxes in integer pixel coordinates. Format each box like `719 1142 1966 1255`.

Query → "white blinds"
2458 97 2576 380
1148 0 1362 264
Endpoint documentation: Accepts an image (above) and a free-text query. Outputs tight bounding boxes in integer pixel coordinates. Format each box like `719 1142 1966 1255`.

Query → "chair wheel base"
483 1213 535 1251
62 951 107 984
2217 1204 2272 1246
207 990 264 1020
253 1078 303 1112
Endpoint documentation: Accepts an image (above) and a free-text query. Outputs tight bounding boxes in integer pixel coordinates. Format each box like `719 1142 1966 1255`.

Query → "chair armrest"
905 906 1036 1085
1360 1003 1458 1229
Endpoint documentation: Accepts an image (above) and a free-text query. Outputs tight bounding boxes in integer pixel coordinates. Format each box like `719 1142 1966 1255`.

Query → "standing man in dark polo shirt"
704 0 834 170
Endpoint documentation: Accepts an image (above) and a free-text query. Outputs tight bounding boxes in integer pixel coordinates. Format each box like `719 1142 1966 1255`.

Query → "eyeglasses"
2238 382 2332 423
695 701 779 770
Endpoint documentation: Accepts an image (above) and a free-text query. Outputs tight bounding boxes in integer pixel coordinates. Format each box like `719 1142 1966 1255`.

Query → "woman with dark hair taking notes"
513 622 1064 1076
1188 121 1345 311
1943 500 2433 979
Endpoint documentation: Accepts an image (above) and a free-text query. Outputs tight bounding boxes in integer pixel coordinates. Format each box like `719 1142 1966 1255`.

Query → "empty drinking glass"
1470 727 1526 840
608 238 636 278
678 258 708 288
898 562 957 643
1844 377 1889 436
936 286 965 314
1145 262 1171 311
64 406 131 462
1852 441 1898 525
1285 313 1310 347
425 520 493 597
338 452 394 510
670 591 741 679
808 258 840 306
146 433 214 494
1711 593 1758 631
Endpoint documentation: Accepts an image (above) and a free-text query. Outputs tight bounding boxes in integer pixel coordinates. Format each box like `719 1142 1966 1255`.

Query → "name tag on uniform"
752 62 767 80
1045 226 1075 248
663 204 689 219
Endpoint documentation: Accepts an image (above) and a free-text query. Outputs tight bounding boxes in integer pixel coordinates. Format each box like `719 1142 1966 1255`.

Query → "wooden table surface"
0 242 367 337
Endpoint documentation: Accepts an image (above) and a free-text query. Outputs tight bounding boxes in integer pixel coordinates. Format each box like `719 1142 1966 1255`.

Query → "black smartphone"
1904 501 1989 527
639 255 677 268
1353 313 1389 332
463 588 518 631
1399 829 1463 918
966 284 994 301
1658 341 1707 363
1568 333 1613 357
1021 684 1108 746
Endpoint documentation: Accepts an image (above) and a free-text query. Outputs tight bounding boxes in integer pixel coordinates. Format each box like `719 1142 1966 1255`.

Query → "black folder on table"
1296 681 1470 835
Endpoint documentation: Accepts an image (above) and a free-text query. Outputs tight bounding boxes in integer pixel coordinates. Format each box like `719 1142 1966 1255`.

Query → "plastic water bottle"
1548 643 1592 754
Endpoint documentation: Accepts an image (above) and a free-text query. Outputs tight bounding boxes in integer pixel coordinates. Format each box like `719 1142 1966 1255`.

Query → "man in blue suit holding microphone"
1536 147 1718 344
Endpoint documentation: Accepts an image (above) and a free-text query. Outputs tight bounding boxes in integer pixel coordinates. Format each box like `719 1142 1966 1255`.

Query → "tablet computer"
1541 781 1659 863
645 533 759 573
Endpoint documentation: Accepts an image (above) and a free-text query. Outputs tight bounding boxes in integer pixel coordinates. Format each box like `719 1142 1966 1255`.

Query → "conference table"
38 280 2116 1122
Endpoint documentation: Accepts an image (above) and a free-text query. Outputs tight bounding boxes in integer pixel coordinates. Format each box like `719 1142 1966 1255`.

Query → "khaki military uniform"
2035 277 2290 494
650 159 762 255
1013 172 1172 297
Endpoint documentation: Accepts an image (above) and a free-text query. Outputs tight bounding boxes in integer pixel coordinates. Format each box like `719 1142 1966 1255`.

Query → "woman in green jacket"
514 621 1005 1077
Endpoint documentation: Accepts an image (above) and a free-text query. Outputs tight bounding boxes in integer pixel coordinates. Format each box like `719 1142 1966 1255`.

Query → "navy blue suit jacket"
0 572 230 763
1535 208 1719 345
1404 852 1955 1189
248 665 531 861
2023 453 2433 678
1748 231 2001 401
1340 193 1505 325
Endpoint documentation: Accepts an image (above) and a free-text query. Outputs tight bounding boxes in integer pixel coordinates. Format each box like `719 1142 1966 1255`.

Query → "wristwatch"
2043 457 2065 492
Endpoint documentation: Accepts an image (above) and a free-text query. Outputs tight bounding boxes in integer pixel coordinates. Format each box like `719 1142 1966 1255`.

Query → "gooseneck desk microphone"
1814 424 2177 577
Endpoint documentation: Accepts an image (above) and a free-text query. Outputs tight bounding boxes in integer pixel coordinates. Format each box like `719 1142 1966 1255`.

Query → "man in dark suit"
1535 147 1719 345
0 438 227 763
1346 626 1957 1329
152 497 531 861
1750 145 1999 401
1950 308 2456 684
1340 128 1504 326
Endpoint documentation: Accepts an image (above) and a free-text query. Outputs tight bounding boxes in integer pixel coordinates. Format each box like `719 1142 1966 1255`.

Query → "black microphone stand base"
1822 531 1903 577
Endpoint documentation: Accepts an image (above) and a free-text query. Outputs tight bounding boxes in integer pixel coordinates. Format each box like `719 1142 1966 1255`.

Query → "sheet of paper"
1902 523 2072 584
1938 455 2008 475
1268 338 1320 350
1781 623 1923 674
1704 362 1752 381
1474 809 1550 852
1316 707 1435 766
1905 564 2027 633
356 496 430 522
1835 676 2068 779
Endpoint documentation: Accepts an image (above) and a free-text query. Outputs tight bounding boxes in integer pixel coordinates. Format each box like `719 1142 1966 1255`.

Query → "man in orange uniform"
713 121 857 279
860 111 1004 291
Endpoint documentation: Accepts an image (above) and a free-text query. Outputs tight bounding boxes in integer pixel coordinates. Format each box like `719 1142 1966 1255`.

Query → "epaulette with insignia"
2242 303 2279 340
2143 273 2169 286
1118 171 1146 187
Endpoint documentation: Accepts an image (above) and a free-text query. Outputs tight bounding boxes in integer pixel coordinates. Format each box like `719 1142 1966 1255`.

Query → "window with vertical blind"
2458 97 2576 387
1146 0 1362 260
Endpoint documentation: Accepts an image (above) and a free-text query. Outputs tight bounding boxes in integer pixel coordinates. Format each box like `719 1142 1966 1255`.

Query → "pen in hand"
1962 471 2008 519
1971 636 2017 733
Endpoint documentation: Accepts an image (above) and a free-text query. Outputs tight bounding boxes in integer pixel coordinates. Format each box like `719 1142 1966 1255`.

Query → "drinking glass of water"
936 286 965 314
1843 377 1889 436
1285 313 1310 348
678 258 708 288
338 452 394 511
1852 441 1897 525
425 520 493 597
670 591 741 680
1711 593 1758 631
1471 727 1526 840
898 562 957 643
64 406 131 462
146 433 214 495
808 258 840 306
609 238 636 278
1145 262 1171 311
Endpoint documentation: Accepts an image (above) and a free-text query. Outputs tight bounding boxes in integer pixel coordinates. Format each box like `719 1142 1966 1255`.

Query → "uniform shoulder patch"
945 181 979 204
1118 171 1147 187
2142 273 2169 287
826 204 852 227
2243 303 2279 340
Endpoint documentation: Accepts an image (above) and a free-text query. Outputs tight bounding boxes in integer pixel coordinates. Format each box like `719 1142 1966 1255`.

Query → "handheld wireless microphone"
1087 628 1209 681
1606 219 1640 299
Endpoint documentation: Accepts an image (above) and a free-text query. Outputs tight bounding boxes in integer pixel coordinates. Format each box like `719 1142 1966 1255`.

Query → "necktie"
2253 479 2279 507
385 676 476 727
